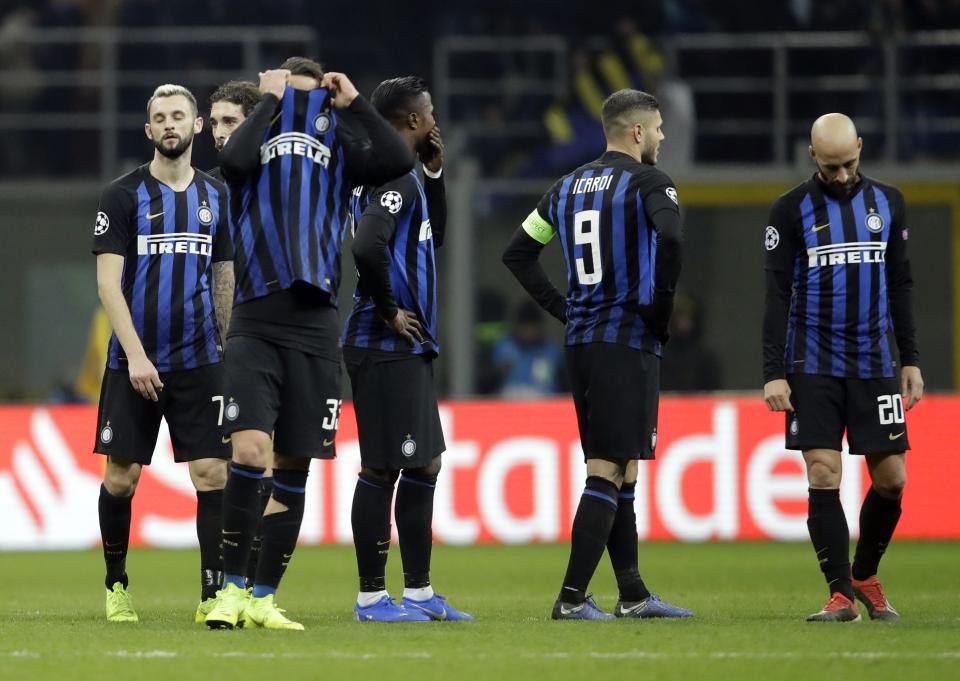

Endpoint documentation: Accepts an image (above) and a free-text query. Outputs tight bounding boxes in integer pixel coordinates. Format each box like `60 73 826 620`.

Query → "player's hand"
321 72 359 108
258 69 290 100
634 295 672 343
386 309 425 347
763 379 794 412
128 355 164 402
901 365 924 410
420 126 444 173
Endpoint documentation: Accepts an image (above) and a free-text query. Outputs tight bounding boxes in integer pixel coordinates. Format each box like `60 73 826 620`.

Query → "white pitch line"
4 650 959 661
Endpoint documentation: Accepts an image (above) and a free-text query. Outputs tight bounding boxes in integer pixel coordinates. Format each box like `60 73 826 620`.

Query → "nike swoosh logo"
559 604 583 616
146 211 165 220
812 222 829 232
889 431 905 440
322 438 335 447
618 604 644 616
223 531 241 535
376 540 390 546
221 436 231 444
411 604 446 621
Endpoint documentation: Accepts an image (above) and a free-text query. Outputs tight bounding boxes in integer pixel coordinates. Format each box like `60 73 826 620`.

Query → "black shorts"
786 373 910 455
565 342 660 461
94 363 230 465
224 335 341 459
344 347 445 471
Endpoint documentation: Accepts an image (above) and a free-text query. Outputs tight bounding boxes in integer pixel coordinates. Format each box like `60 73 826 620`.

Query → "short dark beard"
154 133 193 160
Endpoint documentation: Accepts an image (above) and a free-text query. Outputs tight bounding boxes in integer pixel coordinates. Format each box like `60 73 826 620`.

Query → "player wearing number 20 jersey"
504 89 691 622
762 113 923 624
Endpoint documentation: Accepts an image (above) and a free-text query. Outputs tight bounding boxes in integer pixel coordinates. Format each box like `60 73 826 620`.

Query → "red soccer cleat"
806 592 862 622
852 576 900 622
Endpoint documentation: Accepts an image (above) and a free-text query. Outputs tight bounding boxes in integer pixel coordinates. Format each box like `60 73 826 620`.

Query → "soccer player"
92 84 234 623
204 58 414 630
208 79 271 588
502 89 693 620
342 77 471 623
208 80 261 174
763 113 923 623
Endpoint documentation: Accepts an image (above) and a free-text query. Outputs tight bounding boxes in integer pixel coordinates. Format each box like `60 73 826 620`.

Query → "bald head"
809 113 862 195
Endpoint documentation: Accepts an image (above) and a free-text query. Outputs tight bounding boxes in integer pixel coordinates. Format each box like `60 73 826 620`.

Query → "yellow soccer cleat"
195 597 218 624
105 582 139 623
204 582 250 630
242 594 304 631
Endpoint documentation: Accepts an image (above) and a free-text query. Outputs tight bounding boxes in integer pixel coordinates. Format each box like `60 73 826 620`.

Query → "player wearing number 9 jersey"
503 89 691 621
762 114 923 623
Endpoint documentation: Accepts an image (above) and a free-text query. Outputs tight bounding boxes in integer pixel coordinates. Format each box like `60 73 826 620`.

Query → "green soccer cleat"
204 582 250 630
195 597 218 624
105 582 139 623
242 594 304 631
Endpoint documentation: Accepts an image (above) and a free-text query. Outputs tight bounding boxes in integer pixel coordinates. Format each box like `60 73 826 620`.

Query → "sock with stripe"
99 484 133 590
245 477 273 587
221 463 264 589
559 476 620 604
195 489 224 601
352 473 395 596
396 471 437 590
807 487 854 600
253 469 307 596
853 486 902 580
606 482 650 602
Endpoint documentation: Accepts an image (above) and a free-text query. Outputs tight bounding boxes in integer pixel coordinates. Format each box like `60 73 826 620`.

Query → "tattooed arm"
212 260 235 343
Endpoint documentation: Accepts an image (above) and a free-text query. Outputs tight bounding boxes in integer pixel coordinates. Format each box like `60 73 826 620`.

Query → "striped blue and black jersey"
763 174 916 379
521 151 681 354
342 170 440 356
227 87 349 305
92 164 232 372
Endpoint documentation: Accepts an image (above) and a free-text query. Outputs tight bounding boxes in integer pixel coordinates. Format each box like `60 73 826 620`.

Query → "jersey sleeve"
763 198 799 273
521 181 561 245
92 183 134 256
639 173 681 222
363 174 419 229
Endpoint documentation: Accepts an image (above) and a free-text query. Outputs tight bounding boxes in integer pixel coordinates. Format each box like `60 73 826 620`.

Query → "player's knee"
190 459 228 491
873 472 906 499
103 460 141 497
231 433 271 468
360 467 398 486
806 460 841 488
412 456 441 478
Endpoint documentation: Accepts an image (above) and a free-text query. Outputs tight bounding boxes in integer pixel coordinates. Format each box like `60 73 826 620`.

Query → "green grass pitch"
1 543 958 680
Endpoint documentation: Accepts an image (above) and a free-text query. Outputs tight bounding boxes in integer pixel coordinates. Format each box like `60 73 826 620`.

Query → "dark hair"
370 76 430 121
601 89 659 137
279 56 324 82
209 80 261 117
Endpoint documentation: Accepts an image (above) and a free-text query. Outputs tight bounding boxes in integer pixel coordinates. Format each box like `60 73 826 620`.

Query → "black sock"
196 489 224 601
853 486 902 581
246 477 273 587
253 469 307 594
606 482 650 602
99 484 133 590
559 476 620 604
396 472 436 589
221 463 265 586
352 474 395 593
807 488 853 599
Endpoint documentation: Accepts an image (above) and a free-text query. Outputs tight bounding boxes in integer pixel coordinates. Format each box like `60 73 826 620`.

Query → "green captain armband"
521 209 557 245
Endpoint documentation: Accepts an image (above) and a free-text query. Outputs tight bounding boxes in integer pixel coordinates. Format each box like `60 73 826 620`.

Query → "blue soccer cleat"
354 595 432 623
551 594 615 620
402 594 474 622
614 594 694 618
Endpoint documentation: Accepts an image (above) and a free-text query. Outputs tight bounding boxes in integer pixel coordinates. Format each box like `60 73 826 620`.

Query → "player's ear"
808 145 816 160
144 123 153 141
407 111 419 131
856 137 863 151
194 116 204 134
